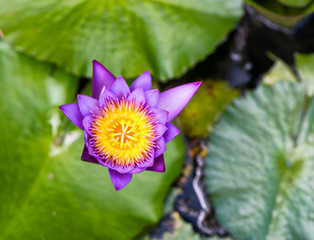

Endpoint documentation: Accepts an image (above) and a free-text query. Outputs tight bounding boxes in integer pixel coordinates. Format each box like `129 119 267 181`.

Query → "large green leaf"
0 41 185 240
205 82 314 240
0 0 242 80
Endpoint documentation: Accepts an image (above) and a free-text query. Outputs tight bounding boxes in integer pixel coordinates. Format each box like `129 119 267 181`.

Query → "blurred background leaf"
277 0 312 8
263 52 314 95
205 82 314 240
245 0 314 27
178 80 239 138
0 41 186 240
0 0 242 81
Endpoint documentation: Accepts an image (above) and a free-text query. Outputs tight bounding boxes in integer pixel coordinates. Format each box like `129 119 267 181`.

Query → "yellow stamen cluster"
91 99 156 166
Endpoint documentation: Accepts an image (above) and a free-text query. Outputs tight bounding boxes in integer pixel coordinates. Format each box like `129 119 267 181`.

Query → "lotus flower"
59 61 201 190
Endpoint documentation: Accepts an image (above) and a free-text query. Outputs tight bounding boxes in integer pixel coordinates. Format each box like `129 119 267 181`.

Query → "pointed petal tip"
108 169 133 191
158 81 202 122
92 59 100 64
92 60 116 99
146 155 165 172
109 75 130 98
130 70 152 92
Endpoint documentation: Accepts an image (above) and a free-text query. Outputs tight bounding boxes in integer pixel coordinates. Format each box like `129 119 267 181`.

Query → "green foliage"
205 82 314 240
0 0 242 80
277 0 312 7
263 53 314 96
245 0 314 27
0 41 185 240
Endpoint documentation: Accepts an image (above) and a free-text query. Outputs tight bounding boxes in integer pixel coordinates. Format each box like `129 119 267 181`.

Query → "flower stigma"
90 97 156 167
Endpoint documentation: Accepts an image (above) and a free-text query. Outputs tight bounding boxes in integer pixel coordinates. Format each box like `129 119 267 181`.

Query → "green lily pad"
263 59 296 86
0 41 185 240
296 53 314 96
245 0 314 27
263 53 314 96
205 82 314 240
178 80 239 138
277 0 312 8
0 0 242 80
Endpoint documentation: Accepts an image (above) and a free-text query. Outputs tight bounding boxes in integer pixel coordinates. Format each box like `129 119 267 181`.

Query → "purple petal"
154 124 168 140
164 123 180 143
59 103 84 130
130 71 152 92
128 88 146 106
88 138 99 159
98 87 117 106
151 108 168 125
92 60 116 99
81 145 99 164
158 81 201 122
82 115 94 135
154 137 166 158
110 164 135 174
108 169 133 191
84 131 90 148
145 89 159 108
146 155 165 172
137 150 155 168
109 76 130 98
129 168 146 174
77 94 100 117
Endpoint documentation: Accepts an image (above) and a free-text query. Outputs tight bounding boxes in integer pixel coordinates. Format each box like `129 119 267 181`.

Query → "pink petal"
59 103 84 130
146 155 165 172
145 89 159 108
158 81 201 122
164 123 180 143
81 145 99 164
77 94 100 117
92 60 116 99
128 88 146 106
109 76 130 98
108 169 133 191
154 137 166 158
130 71 152 92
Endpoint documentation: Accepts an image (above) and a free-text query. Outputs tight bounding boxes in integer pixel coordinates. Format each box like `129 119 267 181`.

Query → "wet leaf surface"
0 0 242 80
205 82 314 240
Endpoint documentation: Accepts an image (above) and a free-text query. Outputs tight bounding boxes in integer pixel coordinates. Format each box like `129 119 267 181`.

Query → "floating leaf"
0 0 242 80
245 0 314 27
0 41 185 240
263 53 314 95
263 59 296 86
296 53 314 95
205 82 314 240
277 0 312 8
